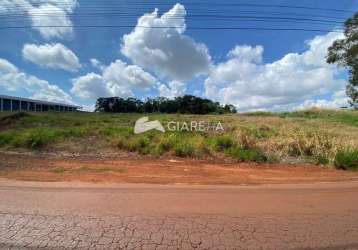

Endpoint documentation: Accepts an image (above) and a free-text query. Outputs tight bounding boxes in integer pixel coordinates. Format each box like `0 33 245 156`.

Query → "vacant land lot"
0 109 357 171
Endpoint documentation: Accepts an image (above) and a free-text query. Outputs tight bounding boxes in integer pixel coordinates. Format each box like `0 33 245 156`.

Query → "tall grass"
0 127 91 149
334 149 358 171
0 110 357 168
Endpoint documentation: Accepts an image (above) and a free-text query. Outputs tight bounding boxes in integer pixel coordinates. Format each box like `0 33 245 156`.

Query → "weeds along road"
0 180 358 249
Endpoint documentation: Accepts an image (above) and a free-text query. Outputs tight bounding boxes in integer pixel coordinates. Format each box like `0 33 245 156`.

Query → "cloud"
90 58 105 71
0 58 18 74
71 60 159 99
28 3 74 39
1 0 77 39
295 89 349 110
121 3 211 81
81 104 95 112
228 45 264 64
31 0 77 13
23 43 81 72
158 81 186 98
205 32 347 111
0 58 74 104
70 73 109 99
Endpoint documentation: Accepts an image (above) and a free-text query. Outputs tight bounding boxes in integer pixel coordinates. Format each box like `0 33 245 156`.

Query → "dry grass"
0 109 357 167
241 117 356 164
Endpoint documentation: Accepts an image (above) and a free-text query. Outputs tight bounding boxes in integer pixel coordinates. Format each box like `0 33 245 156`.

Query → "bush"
248 125 276 139
314 154 330 165
211 135 236 151
19 129 60 148
0 112 30 126
226 146 267 163
0 132 15 147
157 136 172 151
174 142 196 157
0 127 90 149
127 136 151 154
100 126 132 137
334 150 358 170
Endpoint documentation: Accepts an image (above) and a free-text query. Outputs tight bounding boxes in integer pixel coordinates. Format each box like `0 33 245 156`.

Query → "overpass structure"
0 95 81 112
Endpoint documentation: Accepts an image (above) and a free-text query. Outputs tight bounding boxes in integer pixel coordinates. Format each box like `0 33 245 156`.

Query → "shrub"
112 137 128 149
127 136 151 154
226 146 267 163
0 112 30 126
157 136 172 151
22 129 60 148
334 150 358 170
247 125 276 139
174 142 195 157
0 132 16 147
4 128 60 149
211 135 236 151
151 136 175 156
0 127 89 149
314 154 330 165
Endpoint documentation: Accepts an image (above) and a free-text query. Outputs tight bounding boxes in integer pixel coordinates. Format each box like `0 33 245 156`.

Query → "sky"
0 0 357 112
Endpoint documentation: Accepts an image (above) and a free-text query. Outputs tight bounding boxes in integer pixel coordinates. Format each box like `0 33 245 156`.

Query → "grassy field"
0 109 357 170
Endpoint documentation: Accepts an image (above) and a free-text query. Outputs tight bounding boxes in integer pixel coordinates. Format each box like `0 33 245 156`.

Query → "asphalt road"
0 180 358 250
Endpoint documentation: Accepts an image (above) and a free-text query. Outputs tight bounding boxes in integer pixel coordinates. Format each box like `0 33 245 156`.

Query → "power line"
1 6 349 18
0 24 343 33
0 13 344 25
0 2 349 33
3 19 339 29
1 18 342 29
2 1 354 13
0 10 348 21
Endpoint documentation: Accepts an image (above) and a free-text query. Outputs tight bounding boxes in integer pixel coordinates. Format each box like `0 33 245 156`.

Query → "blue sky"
0 0 357 111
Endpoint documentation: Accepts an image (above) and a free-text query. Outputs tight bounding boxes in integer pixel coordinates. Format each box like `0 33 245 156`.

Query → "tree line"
95 95 237 114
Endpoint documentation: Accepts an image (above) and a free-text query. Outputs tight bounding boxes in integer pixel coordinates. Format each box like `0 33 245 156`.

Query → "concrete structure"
0 95 81 112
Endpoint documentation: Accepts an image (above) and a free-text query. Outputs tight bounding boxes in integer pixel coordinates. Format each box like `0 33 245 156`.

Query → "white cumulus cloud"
23 43 81 72
70 73 108 99
71 60 159 99
0 0 77 39
205 32 347 111
90 58 105 71
0 58 74 104
158 81 186 98
295 89 349 110
121 3 211 81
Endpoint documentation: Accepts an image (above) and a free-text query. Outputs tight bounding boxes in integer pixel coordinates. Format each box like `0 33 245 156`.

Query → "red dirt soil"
1 152 358 185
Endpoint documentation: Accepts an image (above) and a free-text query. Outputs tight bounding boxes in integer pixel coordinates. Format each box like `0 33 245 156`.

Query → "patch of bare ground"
1 152 358 185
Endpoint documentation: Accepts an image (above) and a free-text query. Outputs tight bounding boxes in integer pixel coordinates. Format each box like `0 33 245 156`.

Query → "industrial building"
0 95 81 112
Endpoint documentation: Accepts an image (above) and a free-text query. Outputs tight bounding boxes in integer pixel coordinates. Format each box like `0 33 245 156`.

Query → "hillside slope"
0 109 357 169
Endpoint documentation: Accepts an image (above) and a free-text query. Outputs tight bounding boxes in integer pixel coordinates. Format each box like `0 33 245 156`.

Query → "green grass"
278 109 358 127
49 166 128 174
334 150 358 171
0 127 90 149
209 135 237 151
49 167 67 173
226 146 267 163
0 109 357 168
245 109 358 127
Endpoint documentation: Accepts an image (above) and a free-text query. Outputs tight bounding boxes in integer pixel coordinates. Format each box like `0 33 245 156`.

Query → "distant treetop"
95 95 237 114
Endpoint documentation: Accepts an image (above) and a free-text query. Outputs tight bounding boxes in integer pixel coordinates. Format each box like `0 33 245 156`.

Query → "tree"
94 95 238 114
327 12 358 109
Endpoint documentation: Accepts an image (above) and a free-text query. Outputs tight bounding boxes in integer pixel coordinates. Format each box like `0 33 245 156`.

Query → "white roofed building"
0 95 81 112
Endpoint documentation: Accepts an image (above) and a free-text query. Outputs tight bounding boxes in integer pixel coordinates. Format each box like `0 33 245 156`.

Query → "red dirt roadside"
1 152 358 185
